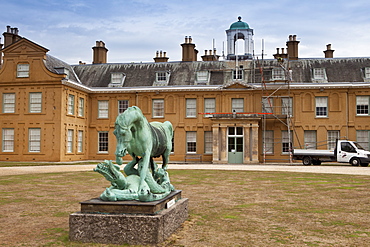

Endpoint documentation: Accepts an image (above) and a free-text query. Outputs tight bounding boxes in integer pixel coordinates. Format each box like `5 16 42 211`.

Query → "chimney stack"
323 44 334 58
201 48 220 61
92 41 108 64
153 50 169 62
3 25 21 48
273 47 288 60
286 34 300 60
181 36 198 62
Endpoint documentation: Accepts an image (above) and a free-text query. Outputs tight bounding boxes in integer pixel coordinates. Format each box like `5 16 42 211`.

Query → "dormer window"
54 67 70 79
109 73 125 87
272 68 285 80
363 67 370 82
154 71 170 86
233 66 243 80
17 64 29 78
312 68 327 83
196 71 209 85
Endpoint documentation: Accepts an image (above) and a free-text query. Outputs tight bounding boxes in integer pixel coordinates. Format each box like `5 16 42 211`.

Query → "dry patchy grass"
0 169 369 246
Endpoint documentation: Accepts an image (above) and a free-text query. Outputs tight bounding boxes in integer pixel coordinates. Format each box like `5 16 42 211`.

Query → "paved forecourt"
1 163 370 176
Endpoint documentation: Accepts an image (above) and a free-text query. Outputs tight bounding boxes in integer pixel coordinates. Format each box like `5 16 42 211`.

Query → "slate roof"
44 54 81 83
69 57 370 88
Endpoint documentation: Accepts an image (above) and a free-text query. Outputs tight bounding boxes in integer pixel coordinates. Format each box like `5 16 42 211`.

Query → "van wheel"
302 156 312 166
360 163 369 167
350 158 360 166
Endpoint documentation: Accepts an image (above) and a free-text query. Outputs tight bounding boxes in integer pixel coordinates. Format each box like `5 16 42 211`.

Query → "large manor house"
1 17 370 164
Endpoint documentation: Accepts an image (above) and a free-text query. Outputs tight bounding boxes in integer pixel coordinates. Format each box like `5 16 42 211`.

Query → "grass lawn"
0 169 369 246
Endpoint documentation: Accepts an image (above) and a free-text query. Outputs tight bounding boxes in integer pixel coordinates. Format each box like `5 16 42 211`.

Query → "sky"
1 0 370 64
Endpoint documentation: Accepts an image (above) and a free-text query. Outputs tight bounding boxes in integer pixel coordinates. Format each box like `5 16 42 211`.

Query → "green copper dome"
230 16 250 30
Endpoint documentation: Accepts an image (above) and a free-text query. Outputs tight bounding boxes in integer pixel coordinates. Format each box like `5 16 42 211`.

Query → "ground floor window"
357 130 370 151
98 131 109 153
204 131 212 153
304 130 317 149
264 130 274 154
186 131 196 153
281 130 292 154
29 128 41 152
327 130 339 150
2 128 14 152
67 129 74 153
77 130 83 153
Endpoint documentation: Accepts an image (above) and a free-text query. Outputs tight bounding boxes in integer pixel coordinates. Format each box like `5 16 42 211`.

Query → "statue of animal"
113 106 174 198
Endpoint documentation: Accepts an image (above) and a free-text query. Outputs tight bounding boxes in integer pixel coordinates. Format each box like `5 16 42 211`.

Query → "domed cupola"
226 16 254 60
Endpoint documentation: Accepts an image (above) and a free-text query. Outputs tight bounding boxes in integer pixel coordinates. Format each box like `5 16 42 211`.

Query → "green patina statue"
94 106 175 202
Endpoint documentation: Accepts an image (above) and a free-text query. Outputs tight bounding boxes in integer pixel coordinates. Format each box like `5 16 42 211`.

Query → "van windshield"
353 142 365 150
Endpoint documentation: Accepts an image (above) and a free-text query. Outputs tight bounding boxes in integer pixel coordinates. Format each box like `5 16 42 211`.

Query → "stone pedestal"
69 190 188 245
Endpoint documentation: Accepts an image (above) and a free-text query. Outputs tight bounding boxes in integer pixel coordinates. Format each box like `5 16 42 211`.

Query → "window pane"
262 97 273 113
304 130 317 149
357 130 369 151
98 132 108 152
68 95 75 115
282 130 292 153
232 98 244 112
17 64 29 77
281 97 292 115
186 99 196 117
78 98 84 117
204 131 212 153
204 98 215 114
356 96 369 115
67 129 73 153
264 130 274 154
29 128 41 152
98 100 109 118
152 99 164 117
118 100 129 114
3 93 15 113
186 131 196 153
78 130 83 153
327 130 339 150
29 93 42 113
316 97 327 117
2 128 14 152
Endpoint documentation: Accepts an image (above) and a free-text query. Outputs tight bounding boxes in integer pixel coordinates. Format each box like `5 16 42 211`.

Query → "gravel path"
1 163 370 176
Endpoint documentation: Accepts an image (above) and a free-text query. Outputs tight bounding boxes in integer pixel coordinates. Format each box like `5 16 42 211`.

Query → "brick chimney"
323 44 334 58
273 47 288 60
181 36 198 62
286 35 300 60
153 50 169 62
201 49 220 61
3 25 21 48
92 41 108 64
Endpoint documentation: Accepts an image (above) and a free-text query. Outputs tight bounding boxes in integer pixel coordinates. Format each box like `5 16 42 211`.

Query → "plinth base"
69 191 188 245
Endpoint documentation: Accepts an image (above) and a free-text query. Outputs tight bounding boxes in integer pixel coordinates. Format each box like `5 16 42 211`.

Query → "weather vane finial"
238 16 242 21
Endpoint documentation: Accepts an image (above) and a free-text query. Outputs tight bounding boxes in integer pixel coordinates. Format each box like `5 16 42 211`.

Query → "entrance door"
228 127 243 163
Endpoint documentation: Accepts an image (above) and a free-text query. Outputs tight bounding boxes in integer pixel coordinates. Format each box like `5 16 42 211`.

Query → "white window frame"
204 98 215 117
272 68 285 80
231 98 244 113
186 131 197 153
29 92 42 113
356 96 369 116
98 131 109 153
327 130 339 150
77 130 83 153
98 100 109 118
262 97 274 113
152 99 164 118
78 97 84 117
29 128 41 152
281 130 292 154
315 97 328 117
17 64 29 78
233 69 243 80
118 100 129 114
2 128 14 152
196 71 209 84
357 130 370 151
264 130 274 154
281 97 292 116
67 129 74 153
68 94 75 115
204 131 213 154
3 93 15 113
304 130 317 149
312 68 327 82
186 98 197 118
365 67 370 79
